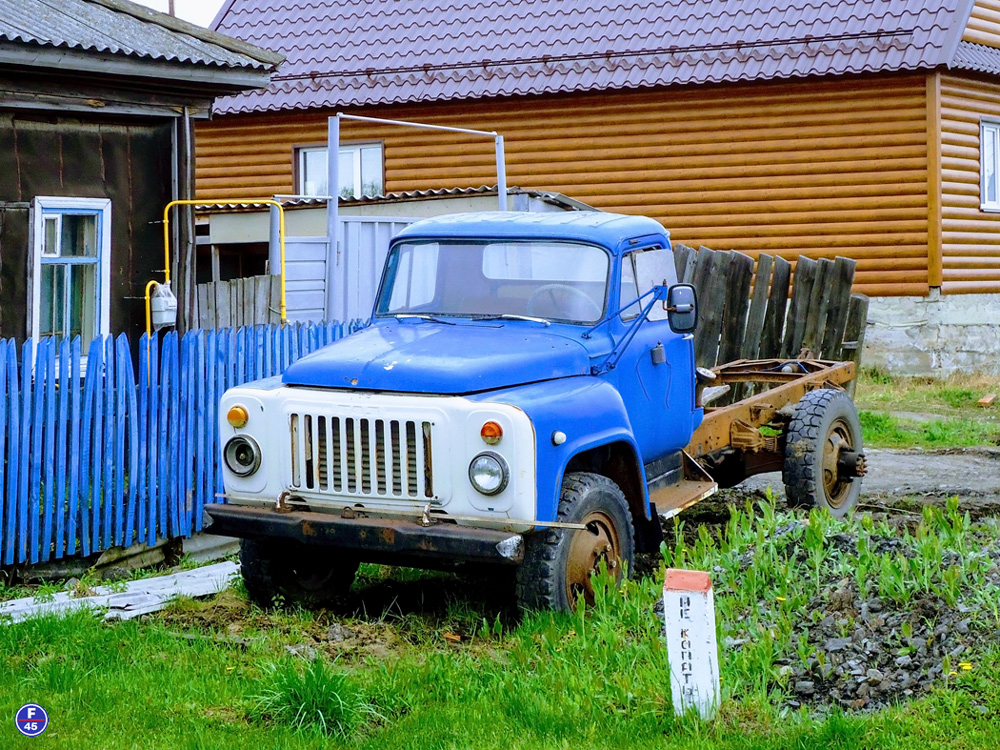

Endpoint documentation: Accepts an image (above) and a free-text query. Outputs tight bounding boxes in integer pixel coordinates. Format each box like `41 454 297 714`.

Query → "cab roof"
392 211 670 251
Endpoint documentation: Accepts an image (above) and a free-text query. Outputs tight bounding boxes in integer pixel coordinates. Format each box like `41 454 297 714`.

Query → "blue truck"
205 211 865 611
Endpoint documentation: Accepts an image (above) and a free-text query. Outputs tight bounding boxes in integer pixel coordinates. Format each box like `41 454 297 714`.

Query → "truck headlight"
224 436 261 477
468 452 509 495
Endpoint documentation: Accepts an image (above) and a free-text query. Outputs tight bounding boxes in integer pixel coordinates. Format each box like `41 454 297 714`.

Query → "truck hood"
281 322 593 394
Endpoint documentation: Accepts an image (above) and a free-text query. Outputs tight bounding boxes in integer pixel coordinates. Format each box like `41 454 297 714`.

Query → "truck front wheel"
516 472 635 612
783 388 866 518
239 539 359 609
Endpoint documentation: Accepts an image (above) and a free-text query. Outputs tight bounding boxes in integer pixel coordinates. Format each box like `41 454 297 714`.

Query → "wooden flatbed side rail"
685 359 856 458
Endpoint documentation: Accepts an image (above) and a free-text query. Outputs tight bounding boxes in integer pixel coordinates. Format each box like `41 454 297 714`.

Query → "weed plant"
248 657 381 736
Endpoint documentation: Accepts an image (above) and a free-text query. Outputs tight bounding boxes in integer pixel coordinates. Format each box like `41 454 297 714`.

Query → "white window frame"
29 196 112 346
981 119 1000 212
296 142 384 199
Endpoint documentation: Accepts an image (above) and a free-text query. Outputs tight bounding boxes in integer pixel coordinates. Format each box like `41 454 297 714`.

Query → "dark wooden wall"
0 112 173 344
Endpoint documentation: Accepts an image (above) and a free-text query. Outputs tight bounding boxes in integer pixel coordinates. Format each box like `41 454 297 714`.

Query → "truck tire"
783 389 865 518
516 472 635 613
239 539 359 609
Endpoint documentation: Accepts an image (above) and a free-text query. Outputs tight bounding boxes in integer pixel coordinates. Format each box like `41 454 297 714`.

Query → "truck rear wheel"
239 539 359 609
516 472 635 612
783 389 866 518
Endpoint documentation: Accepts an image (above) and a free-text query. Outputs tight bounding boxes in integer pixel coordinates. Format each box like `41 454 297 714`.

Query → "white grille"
289 413 434 499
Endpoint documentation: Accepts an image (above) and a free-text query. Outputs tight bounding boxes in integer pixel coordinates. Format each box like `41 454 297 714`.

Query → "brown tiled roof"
212 0 976 115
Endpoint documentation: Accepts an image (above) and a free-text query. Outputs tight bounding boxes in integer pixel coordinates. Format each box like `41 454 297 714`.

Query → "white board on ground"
0 561 239 624
663 567 721 719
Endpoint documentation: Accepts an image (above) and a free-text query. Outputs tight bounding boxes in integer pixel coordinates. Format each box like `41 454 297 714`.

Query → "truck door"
615 245 698 462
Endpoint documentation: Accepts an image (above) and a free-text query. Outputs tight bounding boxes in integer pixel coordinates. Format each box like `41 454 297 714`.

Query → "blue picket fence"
0 321 362 567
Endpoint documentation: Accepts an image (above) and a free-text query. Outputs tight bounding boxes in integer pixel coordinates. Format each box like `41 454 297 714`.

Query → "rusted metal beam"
686 359 855 458
204 503 526 565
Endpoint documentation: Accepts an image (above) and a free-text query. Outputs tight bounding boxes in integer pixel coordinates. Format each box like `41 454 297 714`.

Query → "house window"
981 120 1000 211
297 143 384 199
30 197 111 348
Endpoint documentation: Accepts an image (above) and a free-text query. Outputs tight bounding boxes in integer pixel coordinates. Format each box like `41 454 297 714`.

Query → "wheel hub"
822 418 860 508
565 511 622 608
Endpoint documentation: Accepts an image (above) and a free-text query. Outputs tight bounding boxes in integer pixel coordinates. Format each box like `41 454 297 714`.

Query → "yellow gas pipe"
145 198 288 337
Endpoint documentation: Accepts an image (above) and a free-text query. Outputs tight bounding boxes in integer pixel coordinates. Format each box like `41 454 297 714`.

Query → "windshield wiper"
393 314 456 325
479 314 551 326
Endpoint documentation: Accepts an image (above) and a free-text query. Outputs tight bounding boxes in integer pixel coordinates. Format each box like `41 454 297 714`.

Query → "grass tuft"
248 657 381 737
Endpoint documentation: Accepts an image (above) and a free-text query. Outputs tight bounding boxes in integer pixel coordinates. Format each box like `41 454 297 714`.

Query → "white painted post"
663 568 721 719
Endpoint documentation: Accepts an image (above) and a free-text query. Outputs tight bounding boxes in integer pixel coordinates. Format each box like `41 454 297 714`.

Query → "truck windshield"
375 239 610 324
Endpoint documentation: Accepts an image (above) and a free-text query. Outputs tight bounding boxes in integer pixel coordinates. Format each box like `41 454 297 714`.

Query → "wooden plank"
759 255 791 360
216 280 231 329
78 340 96 557
103 336 115 551
691 248 727 368
235 279 245 328
270 276 282 325
68 339 81 558
6 342 25 564
41 339 57 562
163 333 180 538
840 294 870 397
137 334 149 550
230 282 239 333
800 258 834 358
978 393 997 407
0 342 7 564
197 284 212 330
86 338 103 557
112 337 126 547
263 324 274 377
195 331 208 533
54 339 69 559
177 334 191 537
781 256 818 358
819 257 857 359
212 330 228 503
28 340 46 563
121 335 139 547
252 277 267 326
717 251 754 365
672 242 696 284
742 254 773 359
150 334 162 546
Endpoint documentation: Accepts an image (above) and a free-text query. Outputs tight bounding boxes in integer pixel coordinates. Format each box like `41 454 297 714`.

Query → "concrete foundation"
863 289 1000 376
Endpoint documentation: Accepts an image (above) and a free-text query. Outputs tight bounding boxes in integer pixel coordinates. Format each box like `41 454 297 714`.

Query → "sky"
131 0 227 28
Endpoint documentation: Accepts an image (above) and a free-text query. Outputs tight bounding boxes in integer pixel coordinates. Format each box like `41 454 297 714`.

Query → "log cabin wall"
196 74 931 297
963 0 1000 46
940 74 1000 294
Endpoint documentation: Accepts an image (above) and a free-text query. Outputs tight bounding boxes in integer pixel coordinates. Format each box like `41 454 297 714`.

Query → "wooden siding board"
196 75 929 297
963 0 1000 47
940 73 1000 293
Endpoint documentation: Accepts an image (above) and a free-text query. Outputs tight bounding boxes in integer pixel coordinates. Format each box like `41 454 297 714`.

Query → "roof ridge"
86 0 284 66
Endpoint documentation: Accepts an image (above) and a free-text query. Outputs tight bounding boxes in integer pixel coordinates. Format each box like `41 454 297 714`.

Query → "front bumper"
203 503 525 566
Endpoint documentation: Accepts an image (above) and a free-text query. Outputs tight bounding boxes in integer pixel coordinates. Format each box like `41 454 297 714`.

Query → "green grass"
3 499 1000 749
855 368 1000 448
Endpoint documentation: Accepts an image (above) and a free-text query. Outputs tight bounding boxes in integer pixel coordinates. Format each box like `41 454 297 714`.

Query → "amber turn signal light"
480 421 503 445
227 405 249 428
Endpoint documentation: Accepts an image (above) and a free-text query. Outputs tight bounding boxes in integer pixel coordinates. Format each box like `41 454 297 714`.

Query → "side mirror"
666 283 698 333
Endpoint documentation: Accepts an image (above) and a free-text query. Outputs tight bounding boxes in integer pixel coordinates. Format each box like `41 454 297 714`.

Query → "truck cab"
207 211 712 611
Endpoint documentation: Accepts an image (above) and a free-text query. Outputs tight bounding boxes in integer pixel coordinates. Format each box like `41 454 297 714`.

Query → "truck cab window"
619 253 641 320
385 242 439 311
377 240 609 324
